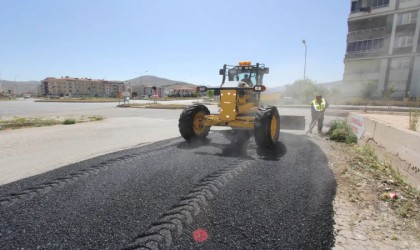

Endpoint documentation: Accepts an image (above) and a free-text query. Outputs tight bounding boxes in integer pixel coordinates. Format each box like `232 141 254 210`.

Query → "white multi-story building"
41 76 129 97
132 85 165 97
344 0 420 98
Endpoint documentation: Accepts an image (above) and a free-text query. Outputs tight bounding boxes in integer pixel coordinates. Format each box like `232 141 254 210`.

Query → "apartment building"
165 86 198 97
41 76 129 97
344 0 420 98
132 85 165 97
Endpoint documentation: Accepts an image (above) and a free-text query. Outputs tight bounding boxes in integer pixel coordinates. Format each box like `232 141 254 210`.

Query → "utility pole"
302 39 307 80
14 75 19 97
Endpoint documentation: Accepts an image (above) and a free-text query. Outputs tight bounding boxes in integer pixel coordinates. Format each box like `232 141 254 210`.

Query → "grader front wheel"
254 106 280 148
179 104 210 141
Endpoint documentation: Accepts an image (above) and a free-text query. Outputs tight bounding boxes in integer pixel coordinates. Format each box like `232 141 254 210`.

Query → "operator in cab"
239 74 253 87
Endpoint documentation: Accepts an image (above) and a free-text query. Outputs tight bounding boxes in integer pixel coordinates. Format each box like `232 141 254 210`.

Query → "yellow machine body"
202 89 258 130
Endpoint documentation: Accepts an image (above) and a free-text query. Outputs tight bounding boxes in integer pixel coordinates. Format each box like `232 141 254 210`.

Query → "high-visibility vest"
311 98 326 111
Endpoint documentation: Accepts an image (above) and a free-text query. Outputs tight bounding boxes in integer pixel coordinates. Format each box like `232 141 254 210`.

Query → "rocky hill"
125 75 196 88
0 80 40 95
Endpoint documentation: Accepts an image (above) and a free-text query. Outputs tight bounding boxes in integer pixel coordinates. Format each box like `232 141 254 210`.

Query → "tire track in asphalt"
123 159 254 250
0 141 178 208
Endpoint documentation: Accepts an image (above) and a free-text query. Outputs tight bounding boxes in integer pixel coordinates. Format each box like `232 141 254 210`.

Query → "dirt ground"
310 134 420 249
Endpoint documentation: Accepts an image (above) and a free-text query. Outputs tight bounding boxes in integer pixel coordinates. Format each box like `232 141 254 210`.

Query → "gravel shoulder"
309 135 420 249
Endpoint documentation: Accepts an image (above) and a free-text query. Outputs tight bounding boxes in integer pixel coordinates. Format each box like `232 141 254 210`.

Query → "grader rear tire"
254 106 280 148
179 104 210 141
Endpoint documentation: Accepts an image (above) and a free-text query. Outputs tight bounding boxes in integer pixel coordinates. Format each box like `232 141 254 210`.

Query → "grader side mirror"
228 68 237 81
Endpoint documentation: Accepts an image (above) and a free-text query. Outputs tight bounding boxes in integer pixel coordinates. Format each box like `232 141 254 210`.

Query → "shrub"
63 118 76 125
409 98 419 131
88 115 104 121
327 120 357 144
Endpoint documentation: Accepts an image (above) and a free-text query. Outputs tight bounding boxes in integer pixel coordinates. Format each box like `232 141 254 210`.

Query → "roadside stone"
335 235 348 245
353 232 368 241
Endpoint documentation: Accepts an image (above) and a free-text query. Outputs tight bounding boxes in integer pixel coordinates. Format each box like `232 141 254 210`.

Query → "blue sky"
0 0 350 87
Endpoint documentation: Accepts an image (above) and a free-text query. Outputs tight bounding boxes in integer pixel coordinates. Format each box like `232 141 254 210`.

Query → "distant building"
132 85 165 97
344 0 420 98
165 86 197 97
41 76 129 97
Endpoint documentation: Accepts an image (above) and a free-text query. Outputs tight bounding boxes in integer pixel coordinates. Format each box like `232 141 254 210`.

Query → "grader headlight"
253 85 266 92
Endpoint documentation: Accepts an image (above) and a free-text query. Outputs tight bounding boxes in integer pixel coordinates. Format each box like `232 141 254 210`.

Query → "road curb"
348 113 420 190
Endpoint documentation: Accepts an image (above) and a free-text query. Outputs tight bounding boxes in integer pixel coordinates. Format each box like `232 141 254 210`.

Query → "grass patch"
63 118 76 125
36 97 120 103
350 145 420 220
327 120 357 144
0 117 61 130
0 96 14 101
88 115 105 121
0 115 106 130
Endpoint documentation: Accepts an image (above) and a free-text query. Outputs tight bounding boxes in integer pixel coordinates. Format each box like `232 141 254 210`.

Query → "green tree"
207 90 214 99
383 85 395 114
283 79 329 104
360 81 377 112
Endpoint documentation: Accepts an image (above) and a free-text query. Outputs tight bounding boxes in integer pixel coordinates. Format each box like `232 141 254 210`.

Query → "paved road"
0 100 342 186
0 132 336 249
0 99 201 118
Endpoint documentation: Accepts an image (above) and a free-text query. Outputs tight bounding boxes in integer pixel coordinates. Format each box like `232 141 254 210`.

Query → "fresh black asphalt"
0 132 336 249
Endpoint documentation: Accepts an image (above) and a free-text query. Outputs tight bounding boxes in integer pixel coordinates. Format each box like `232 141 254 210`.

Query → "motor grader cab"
178 61 305 148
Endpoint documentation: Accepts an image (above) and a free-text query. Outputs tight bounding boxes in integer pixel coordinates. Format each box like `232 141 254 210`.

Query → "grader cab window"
222 63 268 88
226 69 257 87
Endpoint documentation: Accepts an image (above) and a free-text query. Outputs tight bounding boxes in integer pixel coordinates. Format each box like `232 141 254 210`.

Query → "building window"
351 0 361 12
371 0 390 9
395 35 414 48
397 12 417 25
390 57 411 70
347 38 384 54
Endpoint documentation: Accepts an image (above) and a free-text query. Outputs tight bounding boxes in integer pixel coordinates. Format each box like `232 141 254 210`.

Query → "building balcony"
395 23 417 33
349 0 395 19
348 26 386 35
345 49 385 60
399 0 420 9
348 27 387 41
392 46 414 55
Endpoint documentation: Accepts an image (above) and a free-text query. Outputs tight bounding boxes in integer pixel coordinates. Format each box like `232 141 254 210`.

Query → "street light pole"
302 39 307 80
135 70 148 97
14 75 19 97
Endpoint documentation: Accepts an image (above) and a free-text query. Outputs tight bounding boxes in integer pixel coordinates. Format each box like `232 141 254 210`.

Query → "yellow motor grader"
178 61 305 148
